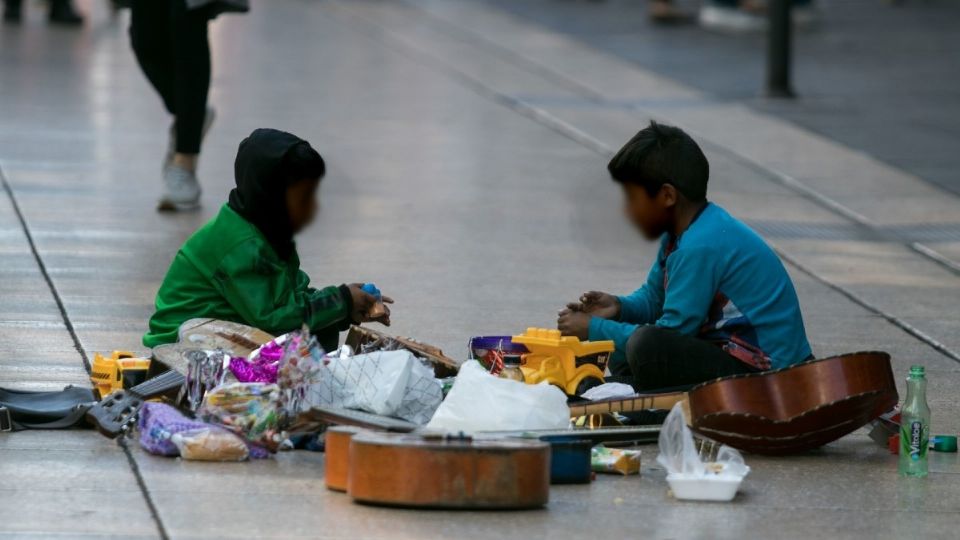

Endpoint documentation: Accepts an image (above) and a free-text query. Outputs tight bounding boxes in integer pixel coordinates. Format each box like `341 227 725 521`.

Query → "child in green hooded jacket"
143 128 391 351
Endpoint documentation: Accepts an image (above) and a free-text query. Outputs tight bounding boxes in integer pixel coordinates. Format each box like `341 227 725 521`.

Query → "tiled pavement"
1 1 958 538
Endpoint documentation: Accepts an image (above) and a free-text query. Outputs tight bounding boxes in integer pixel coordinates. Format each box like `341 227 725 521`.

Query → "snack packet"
171 428 249 462
591 446 641 476
199 382 282 452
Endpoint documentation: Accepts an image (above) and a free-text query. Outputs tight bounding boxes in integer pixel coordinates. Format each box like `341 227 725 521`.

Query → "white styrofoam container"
666 468 749 502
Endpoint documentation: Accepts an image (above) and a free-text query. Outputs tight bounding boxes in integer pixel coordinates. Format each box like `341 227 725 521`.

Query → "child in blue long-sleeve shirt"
558 121 812 391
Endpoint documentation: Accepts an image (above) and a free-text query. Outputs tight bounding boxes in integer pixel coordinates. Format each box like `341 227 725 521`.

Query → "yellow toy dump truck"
90 351 151 399
512 328 614 396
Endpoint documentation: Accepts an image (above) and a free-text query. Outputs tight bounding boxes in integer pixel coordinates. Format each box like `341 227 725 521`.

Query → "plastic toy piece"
90 351 151 399
361 283 387 318
512 328 613 396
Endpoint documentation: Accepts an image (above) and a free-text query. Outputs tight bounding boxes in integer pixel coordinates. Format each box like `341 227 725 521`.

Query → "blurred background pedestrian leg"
3 0 84 25
129 0 215 211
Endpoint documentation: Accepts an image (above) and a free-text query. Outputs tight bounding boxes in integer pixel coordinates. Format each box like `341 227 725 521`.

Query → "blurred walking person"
129 0 247 211
3 0 84 24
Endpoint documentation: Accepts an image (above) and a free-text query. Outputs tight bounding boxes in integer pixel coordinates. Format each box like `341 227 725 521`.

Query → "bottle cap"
909 365 925 378
931 435 958 453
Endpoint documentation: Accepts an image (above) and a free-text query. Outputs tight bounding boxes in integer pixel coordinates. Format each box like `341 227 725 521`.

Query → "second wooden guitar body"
566 351 897 455
688 351 897 454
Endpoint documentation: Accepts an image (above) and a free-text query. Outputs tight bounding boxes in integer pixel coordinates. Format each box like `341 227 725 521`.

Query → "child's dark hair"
607 121 709 202
278 142 326 185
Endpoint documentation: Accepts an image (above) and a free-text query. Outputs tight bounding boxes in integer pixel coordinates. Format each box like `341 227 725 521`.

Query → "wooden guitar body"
324 425 367 492
150 318 275 375
564 352 897 455
347 432 550 509
688 351 898 455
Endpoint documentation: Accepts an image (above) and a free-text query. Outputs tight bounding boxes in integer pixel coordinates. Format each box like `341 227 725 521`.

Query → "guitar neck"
129 369 186 399
568 392 686 417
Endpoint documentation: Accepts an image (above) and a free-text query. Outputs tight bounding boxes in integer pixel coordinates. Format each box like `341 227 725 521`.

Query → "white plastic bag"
328 350 411 415
656 402 705 476
657 402 749 501
426 360 570 432
306 350 442 425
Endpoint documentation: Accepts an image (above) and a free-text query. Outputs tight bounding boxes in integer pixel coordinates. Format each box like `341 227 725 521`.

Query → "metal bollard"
766 0 794 98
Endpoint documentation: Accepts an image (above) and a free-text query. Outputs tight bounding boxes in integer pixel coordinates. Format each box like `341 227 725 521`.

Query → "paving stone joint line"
391 0 960 278
331 0 960 365
1 163 169 540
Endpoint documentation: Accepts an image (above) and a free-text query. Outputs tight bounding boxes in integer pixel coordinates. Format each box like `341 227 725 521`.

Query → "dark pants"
129 0 211 154
613 326 758 392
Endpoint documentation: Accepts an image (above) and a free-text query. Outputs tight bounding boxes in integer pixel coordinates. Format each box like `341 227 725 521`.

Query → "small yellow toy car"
90 351 151 399
512 328 613 395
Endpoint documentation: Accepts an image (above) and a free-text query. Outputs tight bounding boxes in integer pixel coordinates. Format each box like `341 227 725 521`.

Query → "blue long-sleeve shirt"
589 203 812 371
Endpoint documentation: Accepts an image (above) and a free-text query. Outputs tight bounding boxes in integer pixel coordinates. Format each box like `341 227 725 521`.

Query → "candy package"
199 382 282 452
591 446 641 475
276 329 325 419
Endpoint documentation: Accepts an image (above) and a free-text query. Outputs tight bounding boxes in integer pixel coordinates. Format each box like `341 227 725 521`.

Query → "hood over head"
228 128 317 260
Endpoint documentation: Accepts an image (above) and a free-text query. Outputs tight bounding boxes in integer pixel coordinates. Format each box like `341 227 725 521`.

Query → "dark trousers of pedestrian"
129 0 212 154
611 326 759 392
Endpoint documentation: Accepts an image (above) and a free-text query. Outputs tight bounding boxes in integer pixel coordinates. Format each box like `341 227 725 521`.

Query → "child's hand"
557 309 591 341
347 284 394 326
563 291 620 320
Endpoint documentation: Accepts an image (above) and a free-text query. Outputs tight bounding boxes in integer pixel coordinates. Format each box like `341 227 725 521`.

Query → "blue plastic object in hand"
361 283 381 300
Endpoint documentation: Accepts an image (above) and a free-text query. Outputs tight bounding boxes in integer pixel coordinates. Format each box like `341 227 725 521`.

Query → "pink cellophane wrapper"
228 341 284 383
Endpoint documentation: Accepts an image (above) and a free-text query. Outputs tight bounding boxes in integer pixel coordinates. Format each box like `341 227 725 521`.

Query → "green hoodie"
143 203 350 348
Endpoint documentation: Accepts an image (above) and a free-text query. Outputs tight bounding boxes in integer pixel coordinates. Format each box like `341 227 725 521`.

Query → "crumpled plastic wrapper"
199 382 282 452
657 402 749 478
228 338 286 383
171 428 250 461
591 446 641 475
138 402 268 460
228 355 279 384
183 349 227 412
276 331 325 419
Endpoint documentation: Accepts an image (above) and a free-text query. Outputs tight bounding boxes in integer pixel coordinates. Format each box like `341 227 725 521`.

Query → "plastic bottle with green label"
899 365 930 477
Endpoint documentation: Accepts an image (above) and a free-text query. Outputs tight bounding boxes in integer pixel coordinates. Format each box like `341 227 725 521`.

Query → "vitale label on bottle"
909 421 922 460
901 420 928 461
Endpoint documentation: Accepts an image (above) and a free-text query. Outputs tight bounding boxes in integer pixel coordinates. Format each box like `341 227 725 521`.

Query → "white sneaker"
699 5 766 32
163 106 216 172
700 4 818 32
158 164 201 211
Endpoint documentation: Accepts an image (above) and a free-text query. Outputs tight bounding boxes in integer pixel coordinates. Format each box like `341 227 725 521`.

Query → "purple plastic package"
228 340 284 383
138 402 270 459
